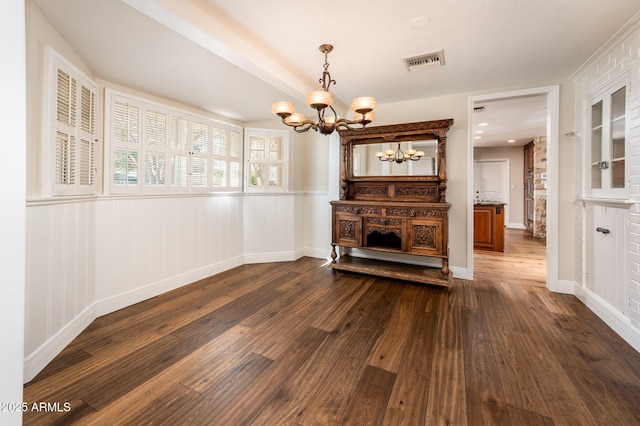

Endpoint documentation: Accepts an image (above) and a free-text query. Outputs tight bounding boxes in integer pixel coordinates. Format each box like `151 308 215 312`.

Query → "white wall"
0 1 26 424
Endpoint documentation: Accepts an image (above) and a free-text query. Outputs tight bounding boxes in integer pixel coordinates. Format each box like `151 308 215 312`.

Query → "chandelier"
376 143 424 163
271 44 376 135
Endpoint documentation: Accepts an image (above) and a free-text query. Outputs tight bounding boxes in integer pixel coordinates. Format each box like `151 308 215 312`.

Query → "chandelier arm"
293 123 317 133
280 117 317 133
335 118 371 131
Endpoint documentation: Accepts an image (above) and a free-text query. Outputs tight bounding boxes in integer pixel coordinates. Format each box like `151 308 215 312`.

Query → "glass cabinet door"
590 100 603 189
610 87 626 189
587 83 628 196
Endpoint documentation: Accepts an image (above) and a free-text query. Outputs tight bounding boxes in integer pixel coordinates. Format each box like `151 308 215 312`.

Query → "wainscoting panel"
94 195 246 306
302 193 332 258
25 200 96 378
242 194 297 262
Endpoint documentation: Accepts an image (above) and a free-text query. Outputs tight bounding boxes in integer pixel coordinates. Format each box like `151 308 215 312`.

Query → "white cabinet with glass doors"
587 81 629 197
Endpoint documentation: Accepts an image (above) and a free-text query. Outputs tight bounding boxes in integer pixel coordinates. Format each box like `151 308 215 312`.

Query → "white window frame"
104 89 243 194
244 128 289 192
44 47 98 196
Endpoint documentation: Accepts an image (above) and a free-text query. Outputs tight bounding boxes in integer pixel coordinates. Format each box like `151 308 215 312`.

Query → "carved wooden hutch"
330 119 453 287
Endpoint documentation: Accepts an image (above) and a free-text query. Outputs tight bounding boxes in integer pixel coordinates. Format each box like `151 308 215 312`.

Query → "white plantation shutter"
170 116 189 187
212 125 228 188
114 101 140 144
49 49 98 195
78 138 94 185
229 128 241 189
78 83 96 188
55 68 76 189
191 121 210 188
56 69 76 128
55 132 75 185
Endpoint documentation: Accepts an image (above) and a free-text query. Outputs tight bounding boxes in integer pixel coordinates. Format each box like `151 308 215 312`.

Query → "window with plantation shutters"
47 48 97 195
244 129 289 192
106 89 243 194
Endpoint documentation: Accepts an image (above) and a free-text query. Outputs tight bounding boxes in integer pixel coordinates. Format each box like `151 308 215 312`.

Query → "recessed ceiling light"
475 130 484 134
474 136 482 139
478 122 488 127
507 139 516 143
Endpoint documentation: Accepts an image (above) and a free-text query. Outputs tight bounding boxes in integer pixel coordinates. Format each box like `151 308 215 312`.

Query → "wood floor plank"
22 231 640 425
461 304 511 424
339 365 397 426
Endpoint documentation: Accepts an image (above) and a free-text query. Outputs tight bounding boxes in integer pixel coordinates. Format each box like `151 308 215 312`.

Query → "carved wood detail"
386 208 447 218
411 224 437 249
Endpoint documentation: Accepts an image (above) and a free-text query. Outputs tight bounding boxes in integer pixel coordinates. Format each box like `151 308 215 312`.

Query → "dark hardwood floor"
23 232 640 425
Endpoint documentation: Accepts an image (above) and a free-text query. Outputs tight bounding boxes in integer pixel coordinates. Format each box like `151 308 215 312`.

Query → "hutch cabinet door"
333 214 362 247
405 218 446 256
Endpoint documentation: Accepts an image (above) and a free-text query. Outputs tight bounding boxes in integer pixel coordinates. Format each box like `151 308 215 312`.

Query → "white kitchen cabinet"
585 202 630 315
586 80 629 198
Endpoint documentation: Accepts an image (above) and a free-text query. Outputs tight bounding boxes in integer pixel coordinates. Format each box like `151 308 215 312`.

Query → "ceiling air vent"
474 106 485 112
403 50 445 71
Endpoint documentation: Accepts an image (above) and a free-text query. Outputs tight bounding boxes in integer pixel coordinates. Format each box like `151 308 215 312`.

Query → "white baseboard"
23 304 96 383
450 265 471 281
574 284 640 353
243 251 298 264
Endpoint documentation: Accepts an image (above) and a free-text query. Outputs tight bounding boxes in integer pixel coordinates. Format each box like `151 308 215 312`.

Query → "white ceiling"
33 0 640 146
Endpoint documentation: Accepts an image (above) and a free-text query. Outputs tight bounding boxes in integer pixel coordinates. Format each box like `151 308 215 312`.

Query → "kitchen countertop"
474 200 507 206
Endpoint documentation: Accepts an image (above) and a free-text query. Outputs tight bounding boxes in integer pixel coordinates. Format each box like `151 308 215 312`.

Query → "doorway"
467 86 559 291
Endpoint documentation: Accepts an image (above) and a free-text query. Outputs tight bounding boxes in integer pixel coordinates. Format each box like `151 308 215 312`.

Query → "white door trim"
467 85 560 291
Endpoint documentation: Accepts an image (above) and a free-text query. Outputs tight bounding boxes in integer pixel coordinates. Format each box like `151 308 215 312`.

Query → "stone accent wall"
532 137 547 239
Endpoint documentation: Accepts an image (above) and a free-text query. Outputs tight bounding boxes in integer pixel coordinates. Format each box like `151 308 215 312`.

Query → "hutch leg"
441 257 449 276
330 244 337 263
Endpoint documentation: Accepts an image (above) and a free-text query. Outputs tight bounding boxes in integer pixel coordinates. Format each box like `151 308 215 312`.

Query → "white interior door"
474 160 508 202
